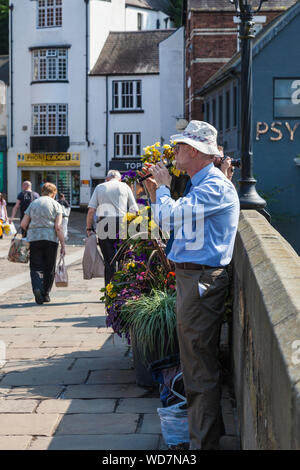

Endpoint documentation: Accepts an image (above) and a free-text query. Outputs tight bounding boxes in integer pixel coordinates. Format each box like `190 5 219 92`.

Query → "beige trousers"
175 265 229 450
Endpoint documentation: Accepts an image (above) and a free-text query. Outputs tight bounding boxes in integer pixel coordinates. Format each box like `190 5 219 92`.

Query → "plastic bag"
82 233 104 279
7 230 30 263
3 221 17 236
55 254 68 287
149 354 184 407
157 372 189 447
157 400 189 447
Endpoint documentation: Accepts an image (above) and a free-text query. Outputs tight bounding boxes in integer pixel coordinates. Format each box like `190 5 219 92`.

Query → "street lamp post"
230 0 270 219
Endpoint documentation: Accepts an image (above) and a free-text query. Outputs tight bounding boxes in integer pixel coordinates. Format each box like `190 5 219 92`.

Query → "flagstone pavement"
0 213 240 450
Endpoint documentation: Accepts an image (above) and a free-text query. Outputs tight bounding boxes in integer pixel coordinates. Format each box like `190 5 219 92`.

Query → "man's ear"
191 147 199 159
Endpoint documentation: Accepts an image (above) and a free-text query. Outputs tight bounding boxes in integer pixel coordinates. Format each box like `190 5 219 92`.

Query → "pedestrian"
0 193 8 239
20 182 65 305
58 192 71 241
0 192 8 221
86 170 139 287
9 181 39 225
142 120 240 450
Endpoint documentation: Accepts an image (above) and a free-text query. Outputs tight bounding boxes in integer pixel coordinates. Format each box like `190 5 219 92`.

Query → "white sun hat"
171 120 221 156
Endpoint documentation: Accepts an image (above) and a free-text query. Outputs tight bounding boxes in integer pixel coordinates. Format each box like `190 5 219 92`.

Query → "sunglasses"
173 143 188 152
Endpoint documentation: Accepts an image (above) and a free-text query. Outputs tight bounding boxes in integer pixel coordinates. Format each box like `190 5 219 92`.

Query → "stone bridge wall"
232 210 300 449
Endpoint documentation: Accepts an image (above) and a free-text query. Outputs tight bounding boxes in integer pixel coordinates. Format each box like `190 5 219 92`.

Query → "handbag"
7 229 30 263
55 254 68 287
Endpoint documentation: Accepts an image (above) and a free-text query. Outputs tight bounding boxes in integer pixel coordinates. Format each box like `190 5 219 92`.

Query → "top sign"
109 159 143 172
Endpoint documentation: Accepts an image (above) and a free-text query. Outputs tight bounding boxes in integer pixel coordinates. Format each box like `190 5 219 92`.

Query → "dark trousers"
98 237 117 287
97 216 119 287
175 266 229 450
29 240 58 296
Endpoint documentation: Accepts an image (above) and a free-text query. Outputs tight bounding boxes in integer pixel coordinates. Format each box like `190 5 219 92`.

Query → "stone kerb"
232 210 300 450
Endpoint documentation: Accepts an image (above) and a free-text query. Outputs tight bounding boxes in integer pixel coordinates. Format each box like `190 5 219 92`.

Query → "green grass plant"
120 289 177 360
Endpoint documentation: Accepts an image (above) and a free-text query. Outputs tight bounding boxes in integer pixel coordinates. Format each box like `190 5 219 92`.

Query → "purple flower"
135 253 147 262
137 198 147 205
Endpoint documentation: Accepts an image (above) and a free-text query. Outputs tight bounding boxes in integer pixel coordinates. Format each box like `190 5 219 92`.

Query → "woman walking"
20 182 65 305
0 193 8 239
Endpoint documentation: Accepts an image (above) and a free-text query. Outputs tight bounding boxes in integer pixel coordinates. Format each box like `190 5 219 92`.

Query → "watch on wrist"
86 228 93 231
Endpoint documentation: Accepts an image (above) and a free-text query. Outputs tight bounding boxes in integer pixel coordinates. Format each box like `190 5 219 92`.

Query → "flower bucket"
130 327 179 388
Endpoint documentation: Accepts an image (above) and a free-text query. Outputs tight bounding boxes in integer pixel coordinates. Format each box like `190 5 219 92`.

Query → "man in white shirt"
86 170 138 286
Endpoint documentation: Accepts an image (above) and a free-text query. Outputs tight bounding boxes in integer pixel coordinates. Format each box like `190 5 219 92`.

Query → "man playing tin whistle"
141 120 240 450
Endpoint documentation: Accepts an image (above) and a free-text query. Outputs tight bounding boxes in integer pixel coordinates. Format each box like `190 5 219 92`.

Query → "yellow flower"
154 141 160 147
163 144 171 149
148 220 157 231
124 212 137 222
127 262 136 269
132 216 143 225
171 168 181 177
106 282 116 298
106 282 113 292
139 206 150 215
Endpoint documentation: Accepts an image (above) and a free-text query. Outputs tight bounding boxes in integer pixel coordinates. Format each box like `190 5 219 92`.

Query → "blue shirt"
152 163 240 267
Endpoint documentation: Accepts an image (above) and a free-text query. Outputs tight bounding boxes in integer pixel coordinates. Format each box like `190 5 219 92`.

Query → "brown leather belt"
175 262 223 270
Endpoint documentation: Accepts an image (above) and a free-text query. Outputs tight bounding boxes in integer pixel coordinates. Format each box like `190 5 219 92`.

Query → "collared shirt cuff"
156 185 171 198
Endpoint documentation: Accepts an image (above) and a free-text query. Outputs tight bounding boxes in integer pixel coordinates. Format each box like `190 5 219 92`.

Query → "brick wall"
185 10 283 120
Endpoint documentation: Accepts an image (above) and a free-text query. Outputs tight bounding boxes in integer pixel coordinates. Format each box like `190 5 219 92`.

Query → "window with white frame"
32 48 67 81
32 104 68 136
113 81 142 111
114 133 141 157
38 0 62 28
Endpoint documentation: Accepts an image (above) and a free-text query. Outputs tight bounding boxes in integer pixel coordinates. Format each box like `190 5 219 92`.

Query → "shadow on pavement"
0 301 103 310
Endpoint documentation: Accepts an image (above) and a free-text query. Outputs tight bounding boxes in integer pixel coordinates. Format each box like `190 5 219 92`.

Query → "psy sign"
256 79 300 141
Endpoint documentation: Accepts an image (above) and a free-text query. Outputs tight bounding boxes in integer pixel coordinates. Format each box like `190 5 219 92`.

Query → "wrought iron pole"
238 3 267 211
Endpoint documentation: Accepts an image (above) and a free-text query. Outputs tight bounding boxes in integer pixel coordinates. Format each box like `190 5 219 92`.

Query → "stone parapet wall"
232 210 300 449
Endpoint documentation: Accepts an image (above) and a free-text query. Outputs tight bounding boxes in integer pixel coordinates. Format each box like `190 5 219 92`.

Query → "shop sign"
109 159 143 172
256 121 300 141
17 153 80 167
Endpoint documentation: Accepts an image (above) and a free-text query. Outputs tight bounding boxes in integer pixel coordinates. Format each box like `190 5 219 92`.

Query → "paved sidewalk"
0 219 240 450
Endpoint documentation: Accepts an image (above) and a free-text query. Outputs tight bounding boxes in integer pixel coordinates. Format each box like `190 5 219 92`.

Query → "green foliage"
165 0 184 28
120 289 177 361
0 0 9 55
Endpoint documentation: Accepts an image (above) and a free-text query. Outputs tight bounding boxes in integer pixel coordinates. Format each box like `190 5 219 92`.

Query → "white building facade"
8 0 174 206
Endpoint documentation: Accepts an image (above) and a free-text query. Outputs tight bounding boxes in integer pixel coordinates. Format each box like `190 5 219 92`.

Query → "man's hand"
138 163 158 203
86 207 96 237
151 161 172 188
220 157 234 180
60 245 66 256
